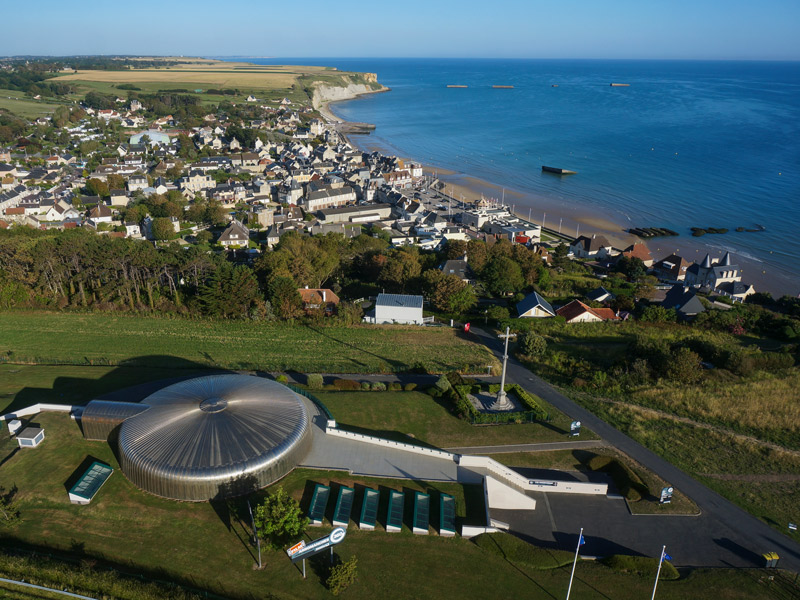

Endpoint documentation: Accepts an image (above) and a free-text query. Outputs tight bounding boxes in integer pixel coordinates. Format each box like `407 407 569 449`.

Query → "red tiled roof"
556 299 618 322
297 288 340 305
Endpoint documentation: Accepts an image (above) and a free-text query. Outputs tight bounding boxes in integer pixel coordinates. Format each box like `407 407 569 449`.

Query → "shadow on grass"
2 355 229 417
0 539 244 600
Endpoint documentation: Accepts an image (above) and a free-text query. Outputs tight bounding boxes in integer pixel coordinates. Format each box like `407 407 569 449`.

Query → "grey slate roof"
662 285 706 316
376 293 423 309
516 291 555 317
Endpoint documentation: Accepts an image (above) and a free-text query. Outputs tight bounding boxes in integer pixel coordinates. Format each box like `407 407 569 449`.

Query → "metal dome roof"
117 374 311 501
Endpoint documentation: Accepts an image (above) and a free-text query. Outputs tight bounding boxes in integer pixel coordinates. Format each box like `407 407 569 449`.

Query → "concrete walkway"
298 398 459 482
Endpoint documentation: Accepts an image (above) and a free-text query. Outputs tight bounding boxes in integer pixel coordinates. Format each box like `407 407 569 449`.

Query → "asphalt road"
469 325 800 570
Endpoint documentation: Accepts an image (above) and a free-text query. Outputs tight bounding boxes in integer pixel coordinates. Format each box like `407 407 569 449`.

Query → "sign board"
570 421 581 436
660 486 674 504
286 540 306 557
464 322 471 333
287 527 346 564
789 523 797 532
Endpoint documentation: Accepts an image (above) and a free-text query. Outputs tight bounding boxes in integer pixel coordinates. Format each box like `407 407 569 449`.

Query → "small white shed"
7 419 22 435
16 427 45 448
372 293 424 325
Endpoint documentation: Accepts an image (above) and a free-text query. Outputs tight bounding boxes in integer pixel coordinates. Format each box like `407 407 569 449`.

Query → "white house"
367 293 425 325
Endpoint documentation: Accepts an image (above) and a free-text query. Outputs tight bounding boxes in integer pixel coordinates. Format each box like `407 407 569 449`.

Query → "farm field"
0 413 788 600
51 58 379 106
316 389 596 448
0 310 499 374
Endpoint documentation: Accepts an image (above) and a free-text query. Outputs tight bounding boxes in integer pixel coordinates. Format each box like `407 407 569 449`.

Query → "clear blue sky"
3 0 799 60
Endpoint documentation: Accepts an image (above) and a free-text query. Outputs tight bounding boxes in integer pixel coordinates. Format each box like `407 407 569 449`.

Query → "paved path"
469 326 800 570
445 440 609 454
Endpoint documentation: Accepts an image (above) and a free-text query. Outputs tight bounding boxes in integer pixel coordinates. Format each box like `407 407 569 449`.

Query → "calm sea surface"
224 58 800 293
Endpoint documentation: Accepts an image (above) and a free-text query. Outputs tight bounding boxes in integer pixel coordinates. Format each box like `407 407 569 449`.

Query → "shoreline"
323 98 797 298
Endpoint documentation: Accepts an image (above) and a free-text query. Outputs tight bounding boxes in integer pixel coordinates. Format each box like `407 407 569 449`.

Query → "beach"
323 100 796 298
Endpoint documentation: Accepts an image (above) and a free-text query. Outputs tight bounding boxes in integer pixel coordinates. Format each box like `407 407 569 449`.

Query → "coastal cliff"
308 73 388 115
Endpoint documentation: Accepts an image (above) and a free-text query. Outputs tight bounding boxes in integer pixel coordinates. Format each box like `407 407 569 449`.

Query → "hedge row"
586 455 650 502
487 383 548 420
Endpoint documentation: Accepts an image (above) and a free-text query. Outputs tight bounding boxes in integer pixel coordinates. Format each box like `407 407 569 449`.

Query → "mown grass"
0 310 499 374
316 389 595 448
0 413 791 599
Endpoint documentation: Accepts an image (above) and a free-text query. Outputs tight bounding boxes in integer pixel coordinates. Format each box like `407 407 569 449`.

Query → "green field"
0 89 65 118
316 389 597 448
0 311 499 374
0 414 789 600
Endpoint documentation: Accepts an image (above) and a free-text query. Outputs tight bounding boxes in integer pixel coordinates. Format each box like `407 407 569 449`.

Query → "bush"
666 347 703 384
370 381 386 391
306 373 323 389
327 556 358 596
388 382 402 391
276 374 289 384
360 381 371 391
434 374 452 393
403 382 417 391
519 332 547 356
332 378 361 391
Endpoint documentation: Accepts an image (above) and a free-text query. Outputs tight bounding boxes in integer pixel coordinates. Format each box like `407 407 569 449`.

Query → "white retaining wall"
1 403 77 422
325 427 457 461
458 455 607 496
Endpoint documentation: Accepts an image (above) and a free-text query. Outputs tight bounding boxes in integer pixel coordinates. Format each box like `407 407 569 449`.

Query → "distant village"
0 92 757 322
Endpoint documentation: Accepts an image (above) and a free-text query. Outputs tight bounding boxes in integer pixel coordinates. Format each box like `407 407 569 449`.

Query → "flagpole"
651 545 666 600
565 527 583 600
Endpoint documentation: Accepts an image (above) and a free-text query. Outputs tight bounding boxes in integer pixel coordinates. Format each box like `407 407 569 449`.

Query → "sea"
220 58 800 296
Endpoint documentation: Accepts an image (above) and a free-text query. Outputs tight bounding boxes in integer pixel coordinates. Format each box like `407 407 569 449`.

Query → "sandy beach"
321 101 797 298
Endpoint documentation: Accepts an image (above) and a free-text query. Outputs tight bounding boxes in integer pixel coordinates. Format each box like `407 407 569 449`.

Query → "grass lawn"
315 389 598 448
0 310 499 374
0 413 791 599
490 449 699 515
0 89 64 118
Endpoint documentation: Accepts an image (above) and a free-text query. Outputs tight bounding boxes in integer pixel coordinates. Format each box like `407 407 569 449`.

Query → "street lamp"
489 326 516 411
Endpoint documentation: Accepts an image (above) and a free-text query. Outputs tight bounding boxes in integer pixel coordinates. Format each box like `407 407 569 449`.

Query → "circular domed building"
80 375 312 501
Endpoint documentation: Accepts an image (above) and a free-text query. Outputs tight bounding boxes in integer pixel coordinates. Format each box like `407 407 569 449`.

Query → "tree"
195 230 213 244
482 256 523 296
667 347 703 384
327 556 358 596
198 264 261 318
85 178 109 198
268 276 303 319
640 305 677 323
444 239 468 260
379 248 421 292
151 217 177 241
254 487 308 550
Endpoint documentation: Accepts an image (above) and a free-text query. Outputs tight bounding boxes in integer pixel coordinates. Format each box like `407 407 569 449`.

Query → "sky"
3 0 799 60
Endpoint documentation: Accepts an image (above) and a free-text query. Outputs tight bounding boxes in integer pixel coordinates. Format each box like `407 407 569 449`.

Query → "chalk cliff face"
310 74 387 109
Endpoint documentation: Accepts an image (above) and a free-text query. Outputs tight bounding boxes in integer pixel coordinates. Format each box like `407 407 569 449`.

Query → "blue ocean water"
225 58 800 293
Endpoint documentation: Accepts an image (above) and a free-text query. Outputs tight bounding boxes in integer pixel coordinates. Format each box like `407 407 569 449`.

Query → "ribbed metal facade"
80 400 151 441
116 374 311 502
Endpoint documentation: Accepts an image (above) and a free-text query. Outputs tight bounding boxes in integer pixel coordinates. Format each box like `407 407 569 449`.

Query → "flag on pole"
579 534 586 546
661 550 672 563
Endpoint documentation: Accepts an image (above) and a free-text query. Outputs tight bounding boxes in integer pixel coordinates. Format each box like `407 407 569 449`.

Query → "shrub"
360 381 371 391
327 556 358 596
306 373 323 389
403 382 417 391
332 378 361 391
370 381 386 391
519 332 547 356
434 374 452 393
275 374 289 384
254 487 308 550
388 382 402 391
